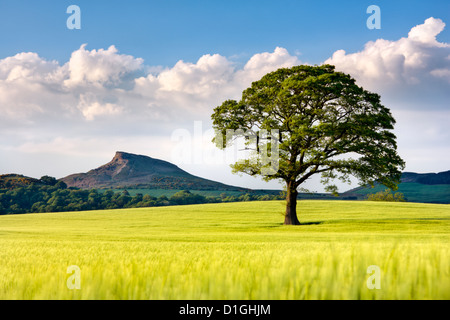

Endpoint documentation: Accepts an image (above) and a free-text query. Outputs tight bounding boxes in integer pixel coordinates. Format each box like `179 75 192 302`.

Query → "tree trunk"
284 182 300 225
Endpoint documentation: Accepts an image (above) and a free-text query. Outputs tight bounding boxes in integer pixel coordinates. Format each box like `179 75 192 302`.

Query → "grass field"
0 200 449 300
117 188 248 198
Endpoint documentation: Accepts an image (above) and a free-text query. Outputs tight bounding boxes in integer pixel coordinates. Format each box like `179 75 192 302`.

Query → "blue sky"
2 0 448 65
0 0 449 192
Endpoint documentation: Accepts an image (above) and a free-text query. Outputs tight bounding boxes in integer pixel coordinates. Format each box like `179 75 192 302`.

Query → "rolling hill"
2 152 449 204
60 151 249 191
400 170 450 185
0 174 41 189
343 170 450 204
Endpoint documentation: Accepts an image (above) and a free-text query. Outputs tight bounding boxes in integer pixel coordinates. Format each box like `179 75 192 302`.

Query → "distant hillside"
344 170 450 204
3 158 449 204
0 174 40 189
400 170 450 185
60 151 249 191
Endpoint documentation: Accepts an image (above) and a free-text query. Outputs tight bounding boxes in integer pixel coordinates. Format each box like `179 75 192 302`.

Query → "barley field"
0 200 449 300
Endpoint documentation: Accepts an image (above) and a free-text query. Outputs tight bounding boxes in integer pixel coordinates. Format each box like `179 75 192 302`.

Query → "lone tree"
211 65 405 225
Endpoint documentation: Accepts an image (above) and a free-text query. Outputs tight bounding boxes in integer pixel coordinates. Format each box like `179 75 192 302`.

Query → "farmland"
0 200 449 299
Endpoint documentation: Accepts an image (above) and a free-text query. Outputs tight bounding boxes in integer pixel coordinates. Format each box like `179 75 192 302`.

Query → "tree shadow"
299 221 324 226
268 221 325 227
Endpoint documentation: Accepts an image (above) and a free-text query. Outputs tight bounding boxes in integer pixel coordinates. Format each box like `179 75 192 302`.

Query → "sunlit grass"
0 200 449 299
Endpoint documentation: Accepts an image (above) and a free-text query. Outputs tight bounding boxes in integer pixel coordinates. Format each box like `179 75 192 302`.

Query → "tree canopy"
211 64 405 225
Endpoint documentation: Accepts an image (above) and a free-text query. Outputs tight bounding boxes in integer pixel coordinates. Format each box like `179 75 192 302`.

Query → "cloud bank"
0 45 299 127
325 17 450 110
325 17 450 174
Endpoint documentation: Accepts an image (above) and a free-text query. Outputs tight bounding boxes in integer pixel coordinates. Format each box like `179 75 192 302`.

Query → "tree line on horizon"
0 174 407 215
0 176 284 215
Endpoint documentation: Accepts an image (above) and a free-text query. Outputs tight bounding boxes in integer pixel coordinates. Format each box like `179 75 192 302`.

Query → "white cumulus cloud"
77 93 124 121
63 44 144 89
325 17 450 110
325 17 450 173
408 17 448 47
236 47 301 86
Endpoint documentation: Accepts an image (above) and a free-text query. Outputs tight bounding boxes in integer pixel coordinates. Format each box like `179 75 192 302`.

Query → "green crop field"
115 188 248 198
0 200 449 300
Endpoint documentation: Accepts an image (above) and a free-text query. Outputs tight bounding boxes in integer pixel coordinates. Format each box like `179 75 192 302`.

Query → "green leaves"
211 64 405 195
